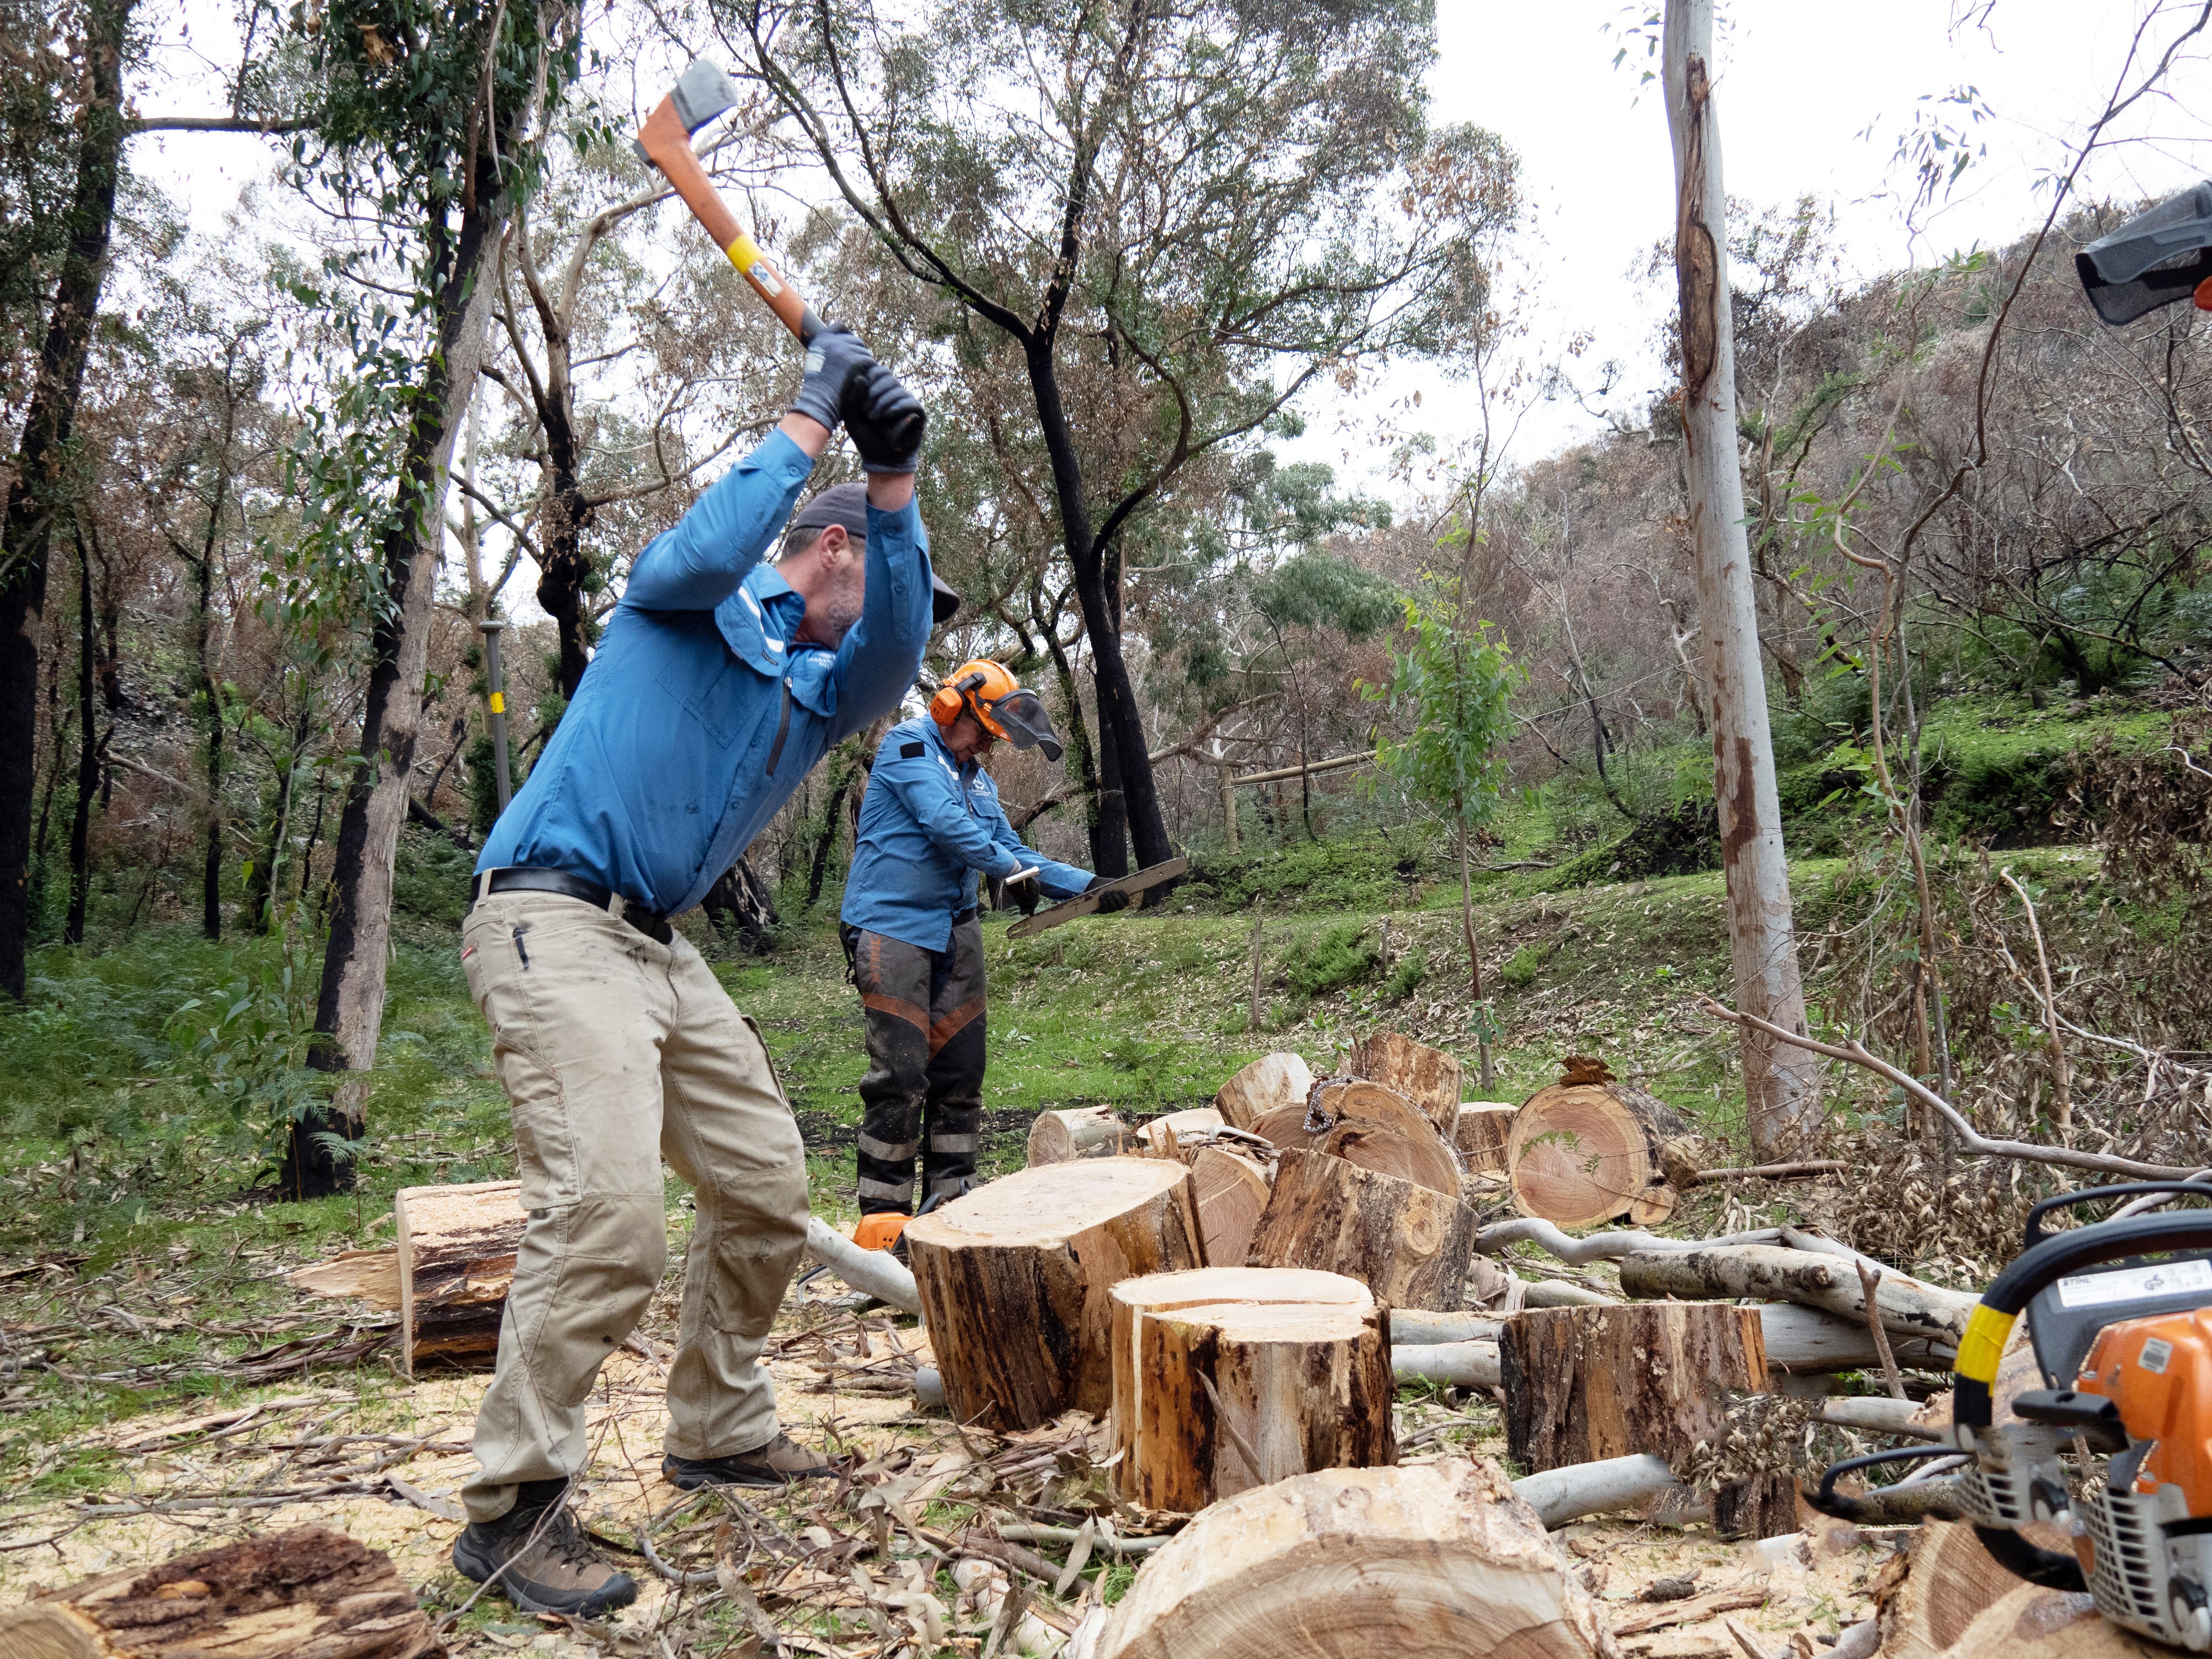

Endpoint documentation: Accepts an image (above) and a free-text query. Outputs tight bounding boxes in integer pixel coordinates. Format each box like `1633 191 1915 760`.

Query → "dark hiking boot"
663 1432 840 1489
452 1481 637 1616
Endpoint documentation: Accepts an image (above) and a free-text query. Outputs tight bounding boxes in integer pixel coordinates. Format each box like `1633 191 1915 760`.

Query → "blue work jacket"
840 716 1092 952
477 431 934 917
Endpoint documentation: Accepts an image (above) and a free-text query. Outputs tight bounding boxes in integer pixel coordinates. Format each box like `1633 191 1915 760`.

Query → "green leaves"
1366 583 1520 832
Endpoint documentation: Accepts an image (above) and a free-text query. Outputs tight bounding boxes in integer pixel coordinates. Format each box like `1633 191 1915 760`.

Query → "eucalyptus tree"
742 0 1512 874
279 0 584 1198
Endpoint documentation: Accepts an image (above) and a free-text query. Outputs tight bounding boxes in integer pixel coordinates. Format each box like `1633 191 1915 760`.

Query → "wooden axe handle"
637 98 823 344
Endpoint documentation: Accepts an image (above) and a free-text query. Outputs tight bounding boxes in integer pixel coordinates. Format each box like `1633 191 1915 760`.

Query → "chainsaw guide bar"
1006 858 1188 940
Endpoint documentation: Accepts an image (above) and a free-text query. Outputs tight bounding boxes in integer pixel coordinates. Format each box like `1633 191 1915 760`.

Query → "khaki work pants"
458 889 808 1522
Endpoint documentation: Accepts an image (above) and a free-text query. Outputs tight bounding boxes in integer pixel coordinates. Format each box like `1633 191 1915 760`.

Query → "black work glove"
842 360 926 474
1087 874 1128 915
788 326 874 433
1007 872 1041 916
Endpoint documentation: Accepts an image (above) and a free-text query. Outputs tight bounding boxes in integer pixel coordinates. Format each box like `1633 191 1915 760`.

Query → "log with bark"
1506 1056 1685 1228
1394 1341 1499 1389
1454 1103 1518 1173
1098 1457 1615 1659
0 1527 442 1659
1252 1077 1462 1196
1213 1052 1313 1130
1345 1031 1460 1138
394 1180 527 1376
1026 1104 1129 1165
1187 1146 1270 1269
1617 1243 1975 1350
1246 1146 1477 1309
1501 1301 1795 1538
904 1157 1204 1428
1135 1107 1224 1151
1115 1295 1394 1509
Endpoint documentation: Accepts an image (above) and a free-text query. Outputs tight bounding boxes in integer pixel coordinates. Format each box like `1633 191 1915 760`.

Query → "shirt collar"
713 565 809 677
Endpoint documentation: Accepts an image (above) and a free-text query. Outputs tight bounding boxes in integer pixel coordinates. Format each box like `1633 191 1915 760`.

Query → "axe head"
632 58 741 166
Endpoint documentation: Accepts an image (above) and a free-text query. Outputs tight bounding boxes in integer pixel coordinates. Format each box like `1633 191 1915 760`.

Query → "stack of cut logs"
256 1033 2080 1658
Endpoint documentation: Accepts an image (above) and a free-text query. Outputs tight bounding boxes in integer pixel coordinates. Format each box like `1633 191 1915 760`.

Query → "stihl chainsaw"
1814 1183 2212 1648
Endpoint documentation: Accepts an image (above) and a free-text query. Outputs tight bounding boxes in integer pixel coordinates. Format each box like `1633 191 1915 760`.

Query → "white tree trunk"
1663 0 1821 1158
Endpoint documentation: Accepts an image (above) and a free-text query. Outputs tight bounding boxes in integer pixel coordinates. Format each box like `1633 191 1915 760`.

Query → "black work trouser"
843 915 987 1215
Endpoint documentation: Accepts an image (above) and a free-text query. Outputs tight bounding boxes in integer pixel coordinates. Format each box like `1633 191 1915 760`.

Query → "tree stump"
1098 1458 1613 1659
1875 1520 2029 1659
1347 1031 1461 1137
1026 1105 1128 1165
1499 1301 1794 1538
0 1526 442 1659
1246 1147 1476 1309
1506 1056 1684 1228
396 1180 527 1375
1214 1052 1312 1130
1188 1146 1270 1268
1135 1107 1223 1151
1108 1266 1374 1489
1454 1104 1518 1173
1253 1077 1461 1196
904 1157 1204 1428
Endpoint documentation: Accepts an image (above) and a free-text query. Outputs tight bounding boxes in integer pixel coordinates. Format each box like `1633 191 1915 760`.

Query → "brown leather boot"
663 1432 839 1489
452 1481 637 1616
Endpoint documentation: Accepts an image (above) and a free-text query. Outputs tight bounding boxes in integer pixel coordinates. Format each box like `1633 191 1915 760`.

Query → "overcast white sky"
129 2 2212 596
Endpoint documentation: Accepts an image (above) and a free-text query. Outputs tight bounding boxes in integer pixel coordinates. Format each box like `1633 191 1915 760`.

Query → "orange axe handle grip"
637 99 823 344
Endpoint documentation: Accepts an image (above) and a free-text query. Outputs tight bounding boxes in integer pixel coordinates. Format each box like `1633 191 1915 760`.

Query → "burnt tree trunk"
292 145 513 1199
0 0 130 998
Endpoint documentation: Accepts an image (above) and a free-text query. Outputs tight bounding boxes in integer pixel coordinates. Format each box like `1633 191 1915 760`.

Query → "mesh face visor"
987 688 1063 761
2077 182 2212 324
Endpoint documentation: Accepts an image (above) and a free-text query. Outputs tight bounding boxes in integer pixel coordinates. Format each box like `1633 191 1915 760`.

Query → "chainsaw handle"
1952 1211 2212 1431
2022 1182 2212 1248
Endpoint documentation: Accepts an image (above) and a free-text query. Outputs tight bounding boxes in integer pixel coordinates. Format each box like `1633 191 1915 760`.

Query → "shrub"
1287 921 1378 996
1381 946 1428 1001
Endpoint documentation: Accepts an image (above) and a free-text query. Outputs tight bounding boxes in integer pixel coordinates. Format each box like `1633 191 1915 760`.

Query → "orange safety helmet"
927 660 1064 761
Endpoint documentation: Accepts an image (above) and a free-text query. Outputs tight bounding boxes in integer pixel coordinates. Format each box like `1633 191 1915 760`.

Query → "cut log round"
1188 1146 1270 1269
1454 1104 1518 1173
1499 1300 1794 1538
1098 1457 1613 1659
1119 1299 1393 1509
1915 1581 2170 1658
1506 1059 1685 1229
1026 1105 1128 1165
1628 1183 1680 1227
1135 1107 1223 1152
1246 1147 1476 1310
0 1526 441 1659
1874 1519 2030 1659
396 1179 527 1376
1214 1052 1313 1130
905 1157 1204 1428
1109 1265 1374 1493
1346 1031 1461 1137
1252 1077 1461 1196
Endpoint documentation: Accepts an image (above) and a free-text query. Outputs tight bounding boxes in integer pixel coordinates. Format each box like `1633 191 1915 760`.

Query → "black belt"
470 866 674 945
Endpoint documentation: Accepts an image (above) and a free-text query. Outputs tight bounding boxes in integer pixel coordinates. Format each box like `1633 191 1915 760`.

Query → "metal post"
477 618 514 813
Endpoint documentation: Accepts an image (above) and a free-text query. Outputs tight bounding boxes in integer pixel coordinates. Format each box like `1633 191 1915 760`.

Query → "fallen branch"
1702 1000 2199 1181
1392 1341 1498 1389
803 1216 922 1315
1682 1160 1848 1185
1854 1261 1908 1402
1618 1244 1976 1348
1474 1219 1788 1262
1507 1453 1703 1530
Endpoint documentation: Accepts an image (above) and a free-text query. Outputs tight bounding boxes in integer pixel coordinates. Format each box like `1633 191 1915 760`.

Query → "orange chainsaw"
1814 1183 2212 1648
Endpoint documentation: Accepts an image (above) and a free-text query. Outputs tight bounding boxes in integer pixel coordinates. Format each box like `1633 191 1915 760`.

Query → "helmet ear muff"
927 685 966 727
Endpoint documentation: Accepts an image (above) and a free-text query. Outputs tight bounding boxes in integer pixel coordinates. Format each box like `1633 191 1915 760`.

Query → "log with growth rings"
1245 1146 1476 1309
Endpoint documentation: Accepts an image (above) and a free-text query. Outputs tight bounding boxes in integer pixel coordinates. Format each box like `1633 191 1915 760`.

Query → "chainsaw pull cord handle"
1952 1209 2212 1594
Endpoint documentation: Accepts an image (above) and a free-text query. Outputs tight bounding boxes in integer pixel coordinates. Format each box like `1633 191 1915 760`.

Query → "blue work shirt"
477 431 934 917
840 716 1092 952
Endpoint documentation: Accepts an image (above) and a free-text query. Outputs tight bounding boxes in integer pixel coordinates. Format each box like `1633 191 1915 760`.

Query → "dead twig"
1853 1261 1908 1403
2001 866 2073 1133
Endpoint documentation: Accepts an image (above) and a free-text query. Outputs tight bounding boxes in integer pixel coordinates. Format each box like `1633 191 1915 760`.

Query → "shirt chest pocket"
654 643 748 750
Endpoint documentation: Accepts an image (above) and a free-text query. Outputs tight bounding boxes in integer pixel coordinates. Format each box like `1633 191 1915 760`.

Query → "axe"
636 59 923 451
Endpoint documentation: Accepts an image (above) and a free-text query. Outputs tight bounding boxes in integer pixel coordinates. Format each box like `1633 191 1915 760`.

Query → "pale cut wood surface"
1252 1077 1461 1196
1134 1107 1224 1150
1932 1582 2174 1658
1500 1301 1793 1538
289 1249 401 1308
1121 1298 1393 1509
1026 1104 1127 1165
1213 1052 1312 1130
1875 1520 2032 1659
1098 1458 1614 1659
1455 1103 1518 1172
1346 1031 1461 1137
905 1157 1203 1428
0 1526 443 1659
1187 1146 1269 1269
1246 1148 1476 1310
1108 1266 1373 1483
395 1179 526 1376
1507 1073 1683 1228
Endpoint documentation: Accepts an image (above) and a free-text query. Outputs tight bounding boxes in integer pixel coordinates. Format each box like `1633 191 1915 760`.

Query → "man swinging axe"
450 325 951 1613
838 661 1125 1230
